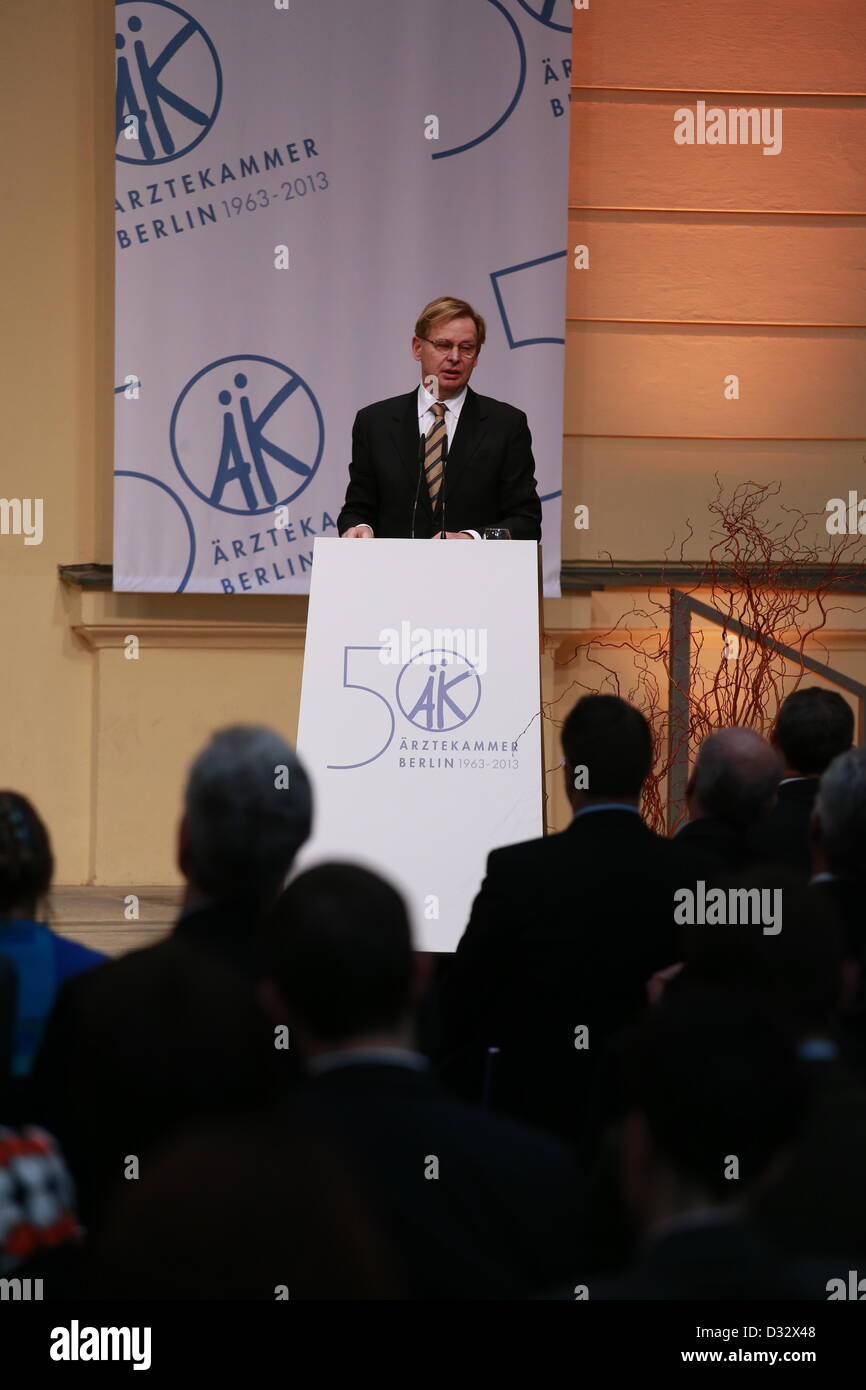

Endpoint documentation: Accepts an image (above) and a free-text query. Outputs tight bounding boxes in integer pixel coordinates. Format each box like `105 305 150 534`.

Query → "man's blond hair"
414 297 486 348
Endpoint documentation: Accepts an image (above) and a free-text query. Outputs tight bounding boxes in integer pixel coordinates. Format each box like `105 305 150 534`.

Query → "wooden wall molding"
72 620 307 651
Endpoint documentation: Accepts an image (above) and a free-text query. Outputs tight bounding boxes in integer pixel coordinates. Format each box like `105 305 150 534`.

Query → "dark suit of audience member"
285 1056 582 1299
590 1219 807 1301
755 1050 866 1274
658 871 866 1287
808 746 866 1081
812 874 865 967
673 814 757 880
437 696 682 1153
749 777 817 875
750 687 854 876
256 863 584 1299
31 918 286 1227
86 1116 403 1300
564 991 809 1300
30 725 313 1227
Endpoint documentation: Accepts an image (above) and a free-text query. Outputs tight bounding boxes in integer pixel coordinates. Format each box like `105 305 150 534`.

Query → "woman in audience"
0 792 106 1088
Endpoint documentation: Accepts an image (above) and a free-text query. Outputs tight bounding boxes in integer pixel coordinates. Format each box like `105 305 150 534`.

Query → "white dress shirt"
354 383 479 538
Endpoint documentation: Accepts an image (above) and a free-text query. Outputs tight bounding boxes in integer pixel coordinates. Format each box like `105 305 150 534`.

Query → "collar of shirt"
571 802 642 823
307 1045 431 1077
418 381 467 444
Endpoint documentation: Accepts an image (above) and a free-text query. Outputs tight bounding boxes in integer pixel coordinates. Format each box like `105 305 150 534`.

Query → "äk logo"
115 0 222 165
514 0 574 33
170 355 324 516
396 649 482 733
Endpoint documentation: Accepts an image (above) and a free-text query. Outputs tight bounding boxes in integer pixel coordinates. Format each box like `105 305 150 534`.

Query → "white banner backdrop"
113 0 570 596
296 538 543 952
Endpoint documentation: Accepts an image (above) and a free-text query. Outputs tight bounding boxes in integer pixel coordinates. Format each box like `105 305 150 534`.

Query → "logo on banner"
327 644 490 771
514 0 574 32
396 649 482 732
430 0 571 160
115 0 222 165
170 355 324 516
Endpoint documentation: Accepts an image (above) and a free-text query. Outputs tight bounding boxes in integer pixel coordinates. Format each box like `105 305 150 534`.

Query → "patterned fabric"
424 401 447 509
0 1126 79 1273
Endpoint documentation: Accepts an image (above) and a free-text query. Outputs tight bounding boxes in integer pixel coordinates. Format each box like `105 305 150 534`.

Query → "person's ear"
411 336 422 361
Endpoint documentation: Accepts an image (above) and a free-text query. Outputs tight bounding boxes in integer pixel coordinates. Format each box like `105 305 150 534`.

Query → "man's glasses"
421 337 478 358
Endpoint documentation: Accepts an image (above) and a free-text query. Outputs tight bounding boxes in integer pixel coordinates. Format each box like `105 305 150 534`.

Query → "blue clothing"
0 919 107 1077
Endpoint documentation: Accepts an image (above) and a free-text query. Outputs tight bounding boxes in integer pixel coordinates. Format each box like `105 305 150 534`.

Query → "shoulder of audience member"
51 934 109 980
488 826 577 869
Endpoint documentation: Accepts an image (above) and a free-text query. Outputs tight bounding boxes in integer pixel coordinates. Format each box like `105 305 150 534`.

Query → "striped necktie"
424 401 447 511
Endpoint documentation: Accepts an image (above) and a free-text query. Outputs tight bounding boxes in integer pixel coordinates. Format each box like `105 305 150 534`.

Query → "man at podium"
337 296 542 542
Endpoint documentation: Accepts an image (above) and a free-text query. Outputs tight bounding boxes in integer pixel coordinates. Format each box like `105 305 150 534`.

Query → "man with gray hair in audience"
674 727 782 880
31 725 313 1227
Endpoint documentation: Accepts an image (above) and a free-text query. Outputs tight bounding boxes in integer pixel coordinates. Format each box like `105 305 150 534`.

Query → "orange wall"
562 0 866 564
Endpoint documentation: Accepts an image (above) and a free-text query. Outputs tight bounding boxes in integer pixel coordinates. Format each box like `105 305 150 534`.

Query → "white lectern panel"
296 538 543 951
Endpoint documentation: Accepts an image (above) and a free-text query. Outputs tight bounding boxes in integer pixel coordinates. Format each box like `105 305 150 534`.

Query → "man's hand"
434 531 474 539
341 524 374 538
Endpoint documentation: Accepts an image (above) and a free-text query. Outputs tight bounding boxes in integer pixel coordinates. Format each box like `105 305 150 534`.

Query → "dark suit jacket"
673 815 758 882
754 1052 866 1262
585 1219 807 1300
29 904 293 1226
285 1061 583 1299
749 777 818 875
87 1059 584 1301
336 386 542 539
811 874 865 963
435 810 684 1149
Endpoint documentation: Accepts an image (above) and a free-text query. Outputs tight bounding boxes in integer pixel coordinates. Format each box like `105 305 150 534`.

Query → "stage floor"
45 886 182 957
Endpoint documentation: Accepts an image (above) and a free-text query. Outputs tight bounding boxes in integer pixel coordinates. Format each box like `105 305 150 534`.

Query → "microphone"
438 433 449 539
410 431 425 540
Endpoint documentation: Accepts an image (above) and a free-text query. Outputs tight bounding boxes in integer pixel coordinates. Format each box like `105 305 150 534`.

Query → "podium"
296 538 543 951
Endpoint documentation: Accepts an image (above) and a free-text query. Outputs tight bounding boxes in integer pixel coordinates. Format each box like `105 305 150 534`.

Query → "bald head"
689 727 782 829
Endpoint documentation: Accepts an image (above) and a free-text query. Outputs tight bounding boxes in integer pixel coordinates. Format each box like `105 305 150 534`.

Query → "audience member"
85 862 584 1301
30 725 312 1227
673 727 781 878
750 687 853 874
584 991 808 1299
260 862 585 1299
0 1124 81 1282
14 691 865 1302
0 956 16 1103
0 793 106 1091
87 1125 402 1300
810 746 866 967
662 870 866 1287
436 694 682 1152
